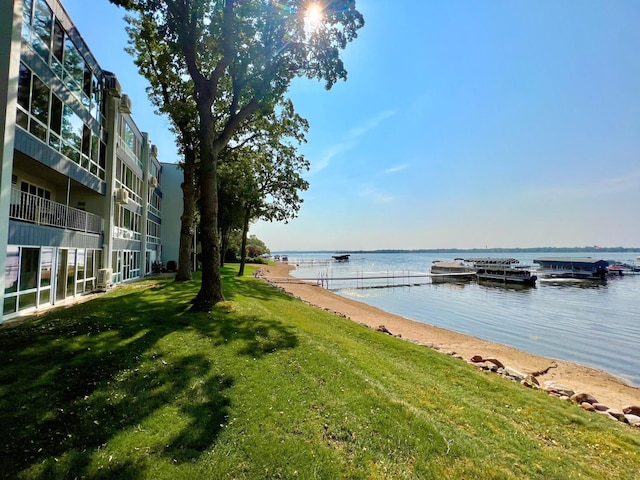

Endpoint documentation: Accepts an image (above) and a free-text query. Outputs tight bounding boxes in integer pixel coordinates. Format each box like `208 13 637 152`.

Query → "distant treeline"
335 247 640 254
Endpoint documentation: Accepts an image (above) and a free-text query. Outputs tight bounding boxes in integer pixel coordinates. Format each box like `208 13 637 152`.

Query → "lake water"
283 251 640 387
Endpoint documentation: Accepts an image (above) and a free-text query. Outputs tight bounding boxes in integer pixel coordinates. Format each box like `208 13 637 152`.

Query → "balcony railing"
9 188 103 234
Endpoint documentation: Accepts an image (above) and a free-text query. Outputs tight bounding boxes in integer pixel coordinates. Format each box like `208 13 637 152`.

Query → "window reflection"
19 248 40 291
4 247 19 294
62 105 83 151
33 0 52 60
17 63 31 112
64 37 84 99
41 249 53 288
30 75 50 125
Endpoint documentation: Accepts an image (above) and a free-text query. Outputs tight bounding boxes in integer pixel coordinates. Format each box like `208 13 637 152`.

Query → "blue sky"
63 0 640 250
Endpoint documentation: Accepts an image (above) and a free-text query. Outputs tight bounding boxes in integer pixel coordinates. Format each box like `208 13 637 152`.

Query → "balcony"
9 187 103 234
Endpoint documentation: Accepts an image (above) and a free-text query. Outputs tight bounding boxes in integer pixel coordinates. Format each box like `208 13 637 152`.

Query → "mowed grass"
1 265 638 479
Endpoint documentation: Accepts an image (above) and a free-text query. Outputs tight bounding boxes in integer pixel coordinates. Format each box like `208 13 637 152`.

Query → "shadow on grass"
0 274 297 478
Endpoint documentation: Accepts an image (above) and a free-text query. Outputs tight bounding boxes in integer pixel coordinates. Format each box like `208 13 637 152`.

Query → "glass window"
82 125 91 157
50 94 62 134
66 249 76 297
40 248 53 288
17 63 31 111
124 122 135 152
19 292 37 311
22 0 34 42
33 0 52 59
91 74 101 119
86 250 95 280
16 110 29 130
82 66 92 108
91 133 100 161
77 249 85 281
52 20 64 63
39 289 51 306
30 74 50 125
3 296 17 316
56 249 67 300
99 141 106 169
19 248 40 291
29 120 47 142
4 246 20 294
63 37 84 98
62 105 83 151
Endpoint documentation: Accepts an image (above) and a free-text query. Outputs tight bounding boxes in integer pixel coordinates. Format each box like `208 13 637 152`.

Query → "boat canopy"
533 258 609 268
463 258 520 265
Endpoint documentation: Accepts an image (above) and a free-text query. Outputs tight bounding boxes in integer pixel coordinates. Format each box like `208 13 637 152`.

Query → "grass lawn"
1 265 638 479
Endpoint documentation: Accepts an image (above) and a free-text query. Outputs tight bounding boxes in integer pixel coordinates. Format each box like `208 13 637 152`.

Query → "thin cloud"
383 163 409 175
359 187 395 204
310 109 398 175
347 109 398 140
310 141 356 174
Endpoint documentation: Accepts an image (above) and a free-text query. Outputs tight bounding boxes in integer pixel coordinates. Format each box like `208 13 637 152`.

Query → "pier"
270 270 473 291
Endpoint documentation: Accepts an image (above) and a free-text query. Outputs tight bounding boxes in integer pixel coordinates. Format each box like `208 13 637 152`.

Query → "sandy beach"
259 262 640 411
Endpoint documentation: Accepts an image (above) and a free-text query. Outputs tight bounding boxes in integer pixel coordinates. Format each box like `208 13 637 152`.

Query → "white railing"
9 188 103 234
114 226 141 241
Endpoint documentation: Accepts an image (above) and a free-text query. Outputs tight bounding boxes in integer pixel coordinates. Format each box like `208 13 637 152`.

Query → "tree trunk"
237 207 251 277
220 226 230 267
175 157 197 281
191 116 225 310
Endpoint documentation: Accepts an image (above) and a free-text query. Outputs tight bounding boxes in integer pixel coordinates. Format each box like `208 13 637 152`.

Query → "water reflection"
286 251 640 386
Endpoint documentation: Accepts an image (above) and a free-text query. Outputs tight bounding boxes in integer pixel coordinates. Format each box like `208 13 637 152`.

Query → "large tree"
110 0 364 310
124 14 200 281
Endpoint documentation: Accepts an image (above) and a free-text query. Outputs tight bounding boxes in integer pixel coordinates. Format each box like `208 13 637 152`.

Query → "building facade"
1 0 166 322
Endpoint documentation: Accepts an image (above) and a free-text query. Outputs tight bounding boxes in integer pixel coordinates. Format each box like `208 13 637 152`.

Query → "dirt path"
259 262 640 410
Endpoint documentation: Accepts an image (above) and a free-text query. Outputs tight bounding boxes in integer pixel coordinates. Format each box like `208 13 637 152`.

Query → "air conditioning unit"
149 176 158 188
150 144 158 157
103 71 121 95
115 188 129 204
96 268 113 290
120 94 132 114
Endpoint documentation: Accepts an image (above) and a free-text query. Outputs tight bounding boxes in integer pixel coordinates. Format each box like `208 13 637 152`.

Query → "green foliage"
3 269 638 478
110 0 365 308
246 234 269 256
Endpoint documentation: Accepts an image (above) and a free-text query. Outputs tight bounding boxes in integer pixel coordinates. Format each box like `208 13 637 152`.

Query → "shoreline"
259 262 640 411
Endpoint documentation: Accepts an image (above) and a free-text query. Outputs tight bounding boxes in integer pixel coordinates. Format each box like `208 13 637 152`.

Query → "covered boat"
464 258 537 286
533 257 608 281
430 260 476 281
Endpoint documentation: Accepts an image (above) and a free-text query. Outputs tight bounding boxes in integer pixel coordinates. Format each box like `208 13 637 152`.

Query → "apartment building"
0 0 166 322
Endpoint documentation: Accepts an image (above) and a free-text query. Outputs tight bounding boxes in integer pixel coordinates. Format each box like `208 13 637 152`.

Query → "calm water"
284 251 640 387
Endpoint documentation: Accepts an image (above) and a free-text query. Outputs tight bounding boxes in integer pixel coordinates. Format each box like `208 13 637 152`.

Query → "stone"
522 375 540 389
597 411 618 421
543 381 574 398
592 403 610 412
503 367 526 381
485 357 505 368
581 402 596 411
624 414 640 426
606 409 627 422
470 355 484 362
622 405 640 416
571 392 599 405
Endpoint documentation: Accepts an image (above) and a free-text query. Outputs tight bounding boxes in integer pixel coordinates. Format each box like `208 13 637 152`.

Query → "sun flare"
304 2 324 30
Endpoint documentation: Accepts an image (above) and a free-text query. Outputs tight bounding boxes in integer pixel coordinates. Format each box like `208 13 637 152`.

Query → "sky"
62 0 640 251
